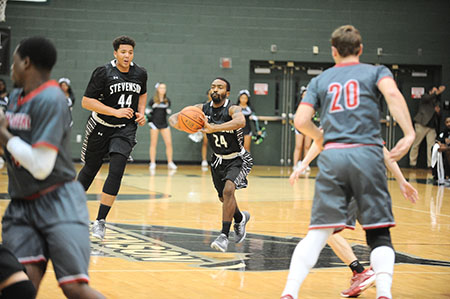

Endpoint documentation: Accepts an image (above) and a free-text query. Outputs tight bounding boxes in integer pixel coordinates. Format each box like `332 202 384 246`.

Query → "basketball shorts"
0 244 26 283
309 145 395 232
242 125 252 136
210 151 253 198
1 181 91 286
81 116 137 163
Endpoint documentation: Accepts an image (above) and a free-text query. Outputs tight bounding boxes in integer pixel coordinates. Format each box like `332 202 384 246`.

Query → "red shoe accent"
280 295 294 299
377 297 390 299
340 267 376 297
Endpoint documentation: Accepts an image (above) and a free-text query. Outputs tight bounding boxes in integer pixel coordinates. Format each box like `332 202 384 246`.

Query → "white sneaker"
201 160 208 167
91 219 106 240
306 165 311 172
168 162 177 170
149 162 156 170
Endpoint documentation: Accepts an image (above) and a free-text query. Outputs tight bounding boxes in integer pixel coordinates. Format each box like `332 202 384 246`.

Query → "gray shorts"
1 181 91 286
310 145 395 231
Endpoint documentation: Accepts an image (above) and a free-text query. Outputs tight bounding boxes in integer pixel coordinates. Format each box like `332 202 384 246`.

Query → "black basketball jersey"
84 60 147 125
202 99 244 155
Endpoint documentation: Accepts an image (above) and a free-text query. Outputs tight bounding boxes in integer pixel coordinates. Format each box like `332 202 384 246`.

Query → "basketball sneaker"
167 161 177 170
211 233 229 252
149 162 156 170
91 219 106 240
280 295 294 299
340 267 376 297
201 160 208 167
234 211 250 243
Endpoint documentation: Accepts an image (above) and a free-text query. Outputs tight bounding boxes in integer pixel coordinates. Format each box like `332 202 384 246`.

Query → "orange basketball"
178 106 205 133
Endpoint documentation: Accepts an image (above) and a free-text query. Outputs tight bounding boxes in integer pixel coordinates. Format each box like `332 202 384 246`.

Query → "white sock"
281 228 333 299
370 246 395 299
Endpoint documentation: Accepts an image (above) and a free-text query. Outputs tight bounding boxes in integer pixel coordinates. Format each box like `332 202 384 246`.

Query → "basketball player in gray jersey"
169 78 253 252
281 25 415 299
0 37 104 298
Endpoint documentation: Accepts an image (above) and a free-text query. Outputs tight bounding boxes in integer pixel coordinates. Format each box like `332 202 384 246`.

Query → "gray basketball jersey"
4 80 76 199
302 62 393 146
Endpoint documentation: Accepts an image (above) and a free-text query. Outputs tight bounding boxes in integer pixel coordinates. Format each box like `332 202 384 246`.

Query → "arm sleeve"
84 66 106 99
376 66 394 85
140 69 148 95
6 137 58 180
301 78 320 111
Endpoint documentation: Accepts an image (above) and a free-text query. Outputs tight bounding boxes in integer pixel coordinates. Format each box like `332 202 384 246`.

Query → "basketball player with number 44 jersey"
280 25 415 299
169 78 253 253
77 35 148 240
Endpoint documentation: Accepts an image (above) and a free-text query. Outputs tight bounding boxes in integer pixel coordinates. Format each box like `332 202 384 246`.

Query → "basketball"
178 106 205 133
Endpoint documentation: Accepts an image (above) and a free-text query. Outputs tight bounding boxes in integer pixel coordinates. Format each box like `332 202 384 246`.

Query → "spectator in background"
58 77 75 111
146 82 177 170
0 79 8 100
292 86 312 172
409 85 446 168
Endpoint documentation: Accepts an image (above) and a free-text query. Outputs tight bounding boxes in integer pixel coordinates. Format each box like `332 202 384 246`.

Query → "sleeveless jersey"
202 99 244 155
4 81 76 199
84 60 147 125
302 62 393 146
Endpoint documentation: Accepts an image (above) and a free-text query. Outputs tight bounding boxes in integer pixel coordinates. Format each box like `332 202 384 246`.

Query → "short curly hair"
113 35 136 51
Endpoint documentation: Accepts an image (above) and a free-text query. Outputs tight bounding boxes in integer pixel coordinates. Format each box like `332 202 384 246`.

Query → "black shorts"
0 244 25 283
210 151 253 198
81 116 137 163
148 121 169 130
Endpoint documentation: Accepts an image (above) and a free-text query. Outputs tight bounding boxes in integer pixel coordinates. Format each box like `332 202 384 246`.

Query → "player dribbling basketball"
169 77 253 252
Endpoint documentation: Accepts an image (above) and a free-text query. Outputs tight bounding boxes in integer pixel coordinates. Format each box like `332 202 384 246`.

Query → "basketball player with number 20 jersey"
281 25 415 299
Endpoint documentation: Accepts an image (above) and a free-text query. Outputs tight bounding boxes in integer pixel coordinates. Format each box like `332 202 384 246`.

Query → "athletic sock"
281 228 333 299
233 207 243 223
349 260 365 273
371 246 394 299
221 221 232 237
97 204 111 221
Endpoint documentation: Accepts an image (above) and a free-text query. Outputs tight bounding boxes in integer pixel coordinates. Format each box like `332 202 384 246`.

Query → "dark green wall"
1 0 449 164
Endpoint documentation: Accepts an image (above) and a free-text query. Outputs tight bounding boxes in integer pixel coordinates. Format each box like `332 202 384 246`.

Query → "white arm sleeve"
6 136 58 180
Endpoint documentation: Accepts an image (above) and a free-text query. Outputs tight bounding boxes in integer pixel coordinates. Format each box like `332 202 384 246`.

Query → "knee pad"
102 153 127 196
77 160 103 190
1 280 36 299
365 227 393 250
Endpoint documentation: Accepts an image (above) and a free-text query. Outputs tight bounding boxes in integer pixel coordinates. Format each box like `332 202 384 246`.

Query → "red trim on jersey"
17 80 59 107
377 76 394 86
19 255 47 264
334 62 360 68
59 275 90 286
32 141 59 152
300 102 314 108
362 223 396 230
23 181 66 200
324 142 378 150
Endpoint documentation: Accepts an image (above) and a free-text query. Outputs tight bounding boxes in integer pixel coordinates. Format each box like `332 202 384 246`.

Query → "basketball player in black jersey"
169 78 253 252
77 36 148 240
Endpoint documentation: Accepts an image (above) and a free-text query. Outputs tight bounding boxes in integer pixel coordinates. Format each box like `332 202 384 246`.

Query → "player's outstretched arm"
289 141 321 185
82 96 134 119
378 78 415 161
382 147 418 203
294 104 323 148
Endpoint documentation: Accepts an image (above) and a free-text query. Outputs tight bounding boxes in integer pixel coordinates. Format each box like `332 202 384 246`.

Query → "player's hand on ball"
135 112 146 126
115 108 134 119
201 122 215 134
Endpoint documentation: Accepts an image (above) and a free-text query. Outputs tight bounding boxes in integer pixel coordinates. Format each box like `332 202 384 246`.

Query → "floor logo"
91 223 450 271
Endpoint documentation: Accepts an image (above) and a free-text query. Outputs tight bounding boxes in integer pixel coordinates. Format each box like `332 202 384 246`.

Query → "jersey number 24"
328 80 360 113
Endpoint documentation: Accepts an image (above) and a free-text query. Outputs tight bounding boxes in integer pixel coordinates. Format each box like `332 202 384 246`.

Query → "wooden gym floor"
0 163 449 298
